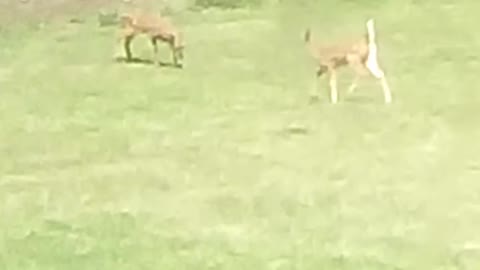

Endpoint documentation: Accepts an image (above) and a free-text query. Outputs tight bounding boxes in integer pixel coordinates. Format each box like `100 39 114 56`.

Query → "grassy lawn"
1 0 480 269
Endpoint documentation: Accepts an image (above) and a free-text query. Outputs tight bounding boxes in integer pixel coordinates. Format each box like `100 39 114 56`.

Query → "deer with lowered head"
116 9 185 68
304 19 392 104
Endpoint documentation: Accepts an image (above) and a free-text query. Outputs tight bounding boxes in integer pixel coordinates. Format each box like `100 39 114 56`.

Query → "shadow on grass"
308 94 374 105
344 95 374 103
114 56 183 69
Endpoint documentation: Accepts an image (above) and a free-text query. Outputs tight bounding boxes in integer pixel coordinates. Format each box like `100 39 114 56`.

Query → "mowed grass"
1 0 480 269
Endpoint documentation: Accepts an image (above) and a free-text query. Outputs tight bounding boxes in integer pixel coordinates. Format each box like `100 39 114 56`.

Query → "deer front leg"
310 66 327 102
123 33 135 62
309 75 320 102
115 28 134 61
118 26 136 62
151 37 161 66
328 69 338 104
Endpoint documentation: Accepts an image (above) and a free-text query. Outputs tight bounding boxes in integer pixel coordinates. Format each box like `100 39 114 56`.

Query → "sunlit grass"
1 1 480 269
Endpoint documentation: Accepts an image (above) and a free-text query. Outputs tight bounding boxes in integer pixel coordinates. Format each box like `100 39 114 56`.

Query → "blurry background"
1 0 480 269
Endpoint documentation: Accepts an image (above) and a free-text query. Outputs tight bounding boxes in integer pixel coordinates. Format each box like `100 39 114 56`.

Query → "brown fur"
304 21 391 104
305 30 369 73
117 10 184 68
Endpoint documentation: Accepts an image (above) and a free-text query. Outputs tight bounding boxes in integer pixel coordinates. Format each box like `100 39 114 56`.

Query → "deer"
116 9 185 68
304 19 392 104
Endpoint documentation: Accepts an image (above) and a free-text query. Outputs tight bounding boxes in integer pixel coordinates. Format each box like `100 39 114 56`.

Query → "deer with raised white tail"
304 19 392 104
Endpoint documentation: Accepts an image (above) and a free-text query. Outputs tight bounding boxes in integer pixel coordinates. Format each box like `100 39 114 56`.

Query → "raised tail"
365 18 376 45
365 18 392 103
365 18 386 79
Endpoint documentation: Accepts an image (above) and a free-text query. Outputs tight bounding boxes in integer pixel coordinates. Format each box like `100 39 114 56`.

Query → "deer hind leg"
348 75 360 94
366 44 392 104
168 39 179 67
170 44 178 67
346 55 369 94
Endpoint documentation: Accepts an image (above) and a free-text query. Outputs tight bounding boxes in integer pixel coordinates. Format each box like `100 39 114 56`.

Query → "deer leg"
151 37 161 66
348 75 360 94
328 69 338 104
168 42 179 67
123 33 135 62
310 75 320 102
366 63 392 104
345 55 367 94
379 75 392 104
366 45 392 104
310 66 327 101
348 64 370 94
116 27 135 61
120 26 136 61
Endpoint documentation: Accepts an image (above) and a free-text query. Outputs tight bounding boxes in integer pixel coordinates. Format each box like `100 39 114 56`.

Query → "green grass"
1 0 480 269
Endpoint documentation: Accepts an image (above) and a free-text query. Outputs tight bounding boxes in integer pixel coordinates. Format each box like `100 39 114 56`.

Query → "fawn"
304 19 392 104
116 10 184 68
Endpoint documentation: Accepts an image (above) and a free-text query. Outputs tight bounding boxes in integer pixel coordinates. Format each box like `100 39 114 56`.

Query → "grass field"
1 0 480 269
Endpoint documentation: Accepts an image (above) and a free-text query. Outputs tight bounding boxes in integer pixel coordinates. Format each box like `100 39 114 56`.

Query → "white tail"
366 19 376 44
304 18 393 104
365 19 382 77
364 18 392 104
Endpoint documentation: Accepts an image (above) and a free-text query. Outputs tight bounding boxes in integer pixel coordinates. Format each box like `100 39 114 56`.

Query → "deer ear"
304 28 311 42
